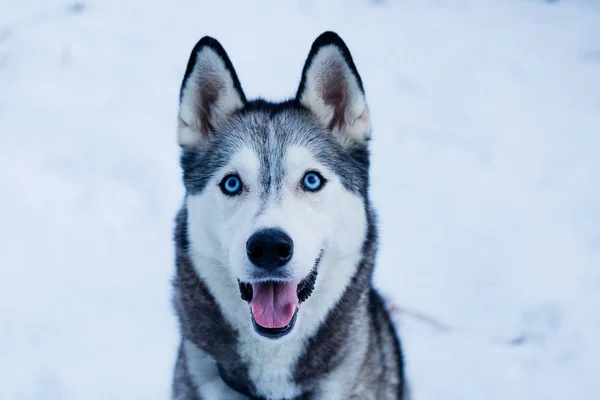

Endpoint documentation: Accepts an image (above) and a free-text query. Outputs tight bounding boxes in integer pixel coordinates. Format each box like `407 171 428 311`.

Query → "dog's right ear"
177 37 246 148
296 32 370 148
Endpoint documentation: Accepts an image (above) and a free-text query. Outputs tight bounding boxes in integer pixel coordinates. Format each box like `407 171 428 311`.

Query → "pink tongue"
250 281 299 329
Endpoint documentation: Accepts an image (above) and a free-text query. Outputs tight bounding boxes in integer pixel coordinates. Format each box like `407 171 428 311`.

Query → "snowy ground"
1 0 599 399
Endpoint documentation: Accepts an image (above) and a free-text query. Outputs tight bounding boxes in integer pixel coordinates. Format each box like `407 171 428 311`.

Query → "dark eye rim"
301 170 327 192
219 173 243 196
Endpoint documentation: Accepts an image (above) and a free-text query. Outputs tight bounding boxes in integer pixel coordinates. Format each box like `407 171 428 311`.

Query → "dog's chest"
238 333 305 399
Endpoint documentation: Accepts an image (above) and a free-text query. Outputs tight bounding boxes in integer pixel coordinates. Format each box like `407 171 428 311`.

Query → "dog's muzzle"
238 250 323 339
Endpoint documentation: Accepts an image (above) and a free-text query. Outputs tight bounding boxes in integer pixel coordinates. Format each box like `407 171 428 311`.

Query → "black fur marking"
218 365 262 399
179 36 247 104
173 205 189 251
238 280 253 302
297 251 322 303
368 288 407 397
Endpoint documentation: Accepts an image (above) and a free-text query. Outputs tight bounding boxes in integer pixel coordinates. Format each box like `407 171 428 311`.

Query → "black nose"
246 229 293 270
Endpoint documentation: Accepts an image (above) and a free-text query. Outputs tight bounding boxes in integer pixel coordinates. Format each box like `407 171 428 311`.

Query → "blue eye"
220 174 242 196
302 171 325 192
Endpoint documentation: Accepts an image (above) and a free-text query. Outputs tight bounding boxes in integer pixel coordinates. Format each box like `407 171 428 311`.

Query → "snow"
1 0 599 398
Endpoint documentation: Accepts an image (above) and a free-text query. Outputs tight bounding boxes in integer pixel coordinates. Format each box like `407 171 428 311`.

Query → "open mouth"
238 251 322 339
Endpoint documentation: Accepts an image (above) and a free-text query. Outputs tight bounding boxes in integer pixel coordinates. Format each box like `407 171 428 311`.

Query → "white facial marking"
185 141 367 399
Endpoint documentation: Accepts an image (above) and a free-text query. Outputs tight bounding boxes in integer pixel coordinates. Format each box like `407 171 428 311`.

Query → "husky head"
178 32 372 340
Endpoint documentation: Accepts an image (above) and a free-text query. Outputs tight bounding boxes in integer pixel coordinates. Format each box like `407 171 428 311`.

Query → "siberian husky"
171 31 407 399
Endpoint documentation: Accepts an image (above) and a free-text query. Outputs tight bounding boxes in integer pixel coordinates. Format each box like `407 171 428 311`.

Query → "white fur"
178 46 244 148
183 340 248 400
299 45 371 146
185 135 367 398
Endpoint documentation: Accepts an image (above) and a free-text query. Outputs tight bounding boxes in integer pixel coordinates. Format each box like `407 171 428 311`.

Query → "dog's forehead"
227 110 326 198
182 108 368 197
233 110 324 152
233 109 358 170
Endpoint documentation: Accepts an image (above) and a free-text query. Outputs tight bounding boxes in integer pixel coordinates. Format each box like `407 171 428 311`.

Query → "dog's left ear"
296 32 371 147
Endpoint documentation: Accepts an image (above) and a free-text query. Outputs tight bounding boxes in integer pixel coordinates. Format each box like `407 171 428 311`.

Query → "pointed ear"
296 32 371 147
178 36 246 148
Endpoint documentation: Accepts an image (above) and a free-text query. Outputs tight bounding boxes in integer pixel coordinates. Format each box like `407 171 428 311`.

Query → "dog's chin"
237 251 322 340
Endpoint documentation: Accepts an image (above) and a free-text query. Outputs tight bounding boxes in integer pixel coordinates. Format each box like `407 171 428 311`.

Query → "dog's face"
178 33 372 339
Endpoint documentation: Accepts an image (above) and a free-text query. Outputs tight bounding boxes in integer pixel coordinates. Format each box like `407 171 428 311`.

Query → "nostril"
248 246 263 260
276 244 291 260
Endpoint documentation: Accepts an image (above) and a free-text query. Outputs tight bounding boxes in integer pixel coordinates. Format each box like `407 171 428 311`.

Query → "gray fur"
172 208 406 399
173 207 256 394
171 31 406 399
181 105 369 201
171 344 200 400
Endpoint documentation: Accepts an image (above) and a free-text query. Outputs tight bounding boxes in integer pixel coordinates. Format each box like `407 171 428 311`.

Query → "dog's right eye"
302 171 326 192
220 174 243 196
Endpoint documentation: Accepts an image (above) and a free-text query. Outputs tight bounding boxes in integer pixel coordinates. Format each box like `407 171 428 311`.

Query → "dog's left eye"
220 174 243 196
302 171 325 192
